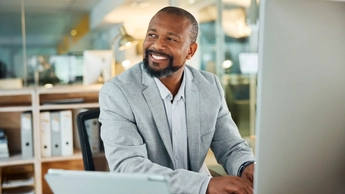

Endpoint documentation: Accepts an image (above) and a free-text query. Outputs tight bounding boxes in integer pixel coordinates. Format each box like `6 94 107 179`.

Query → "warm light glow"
223 60 233 69
103 3 166 38
189 0 195 3
222 8 252 38
223 0 252 7
131 1 150 8
125 42 132 47
44 83 53 88
122 60 131 69
70 30 77 36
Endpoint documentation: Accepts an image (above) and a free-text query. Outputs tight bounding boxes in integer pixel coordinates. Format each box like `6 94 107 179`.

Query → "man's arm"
210 74 256 175
205 75 255 194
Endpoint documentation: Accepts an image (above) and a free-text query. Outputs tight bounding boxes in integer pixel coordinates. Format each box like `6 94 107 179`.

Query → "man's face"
143 12 197 78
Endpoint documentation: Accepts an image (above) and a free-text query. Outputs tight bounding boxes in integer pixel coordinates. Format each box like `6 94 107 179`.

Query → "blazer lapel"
141 65 175 164
185 68 201 172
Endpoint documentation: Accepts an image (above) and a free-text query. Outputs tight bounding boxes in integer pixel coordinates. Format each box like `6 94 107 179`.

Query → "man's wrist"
237 161 255 177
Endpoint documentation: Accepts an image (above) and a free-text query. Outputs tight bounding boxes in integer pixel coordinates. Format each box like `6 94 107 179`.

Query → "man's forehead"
149 12 189 28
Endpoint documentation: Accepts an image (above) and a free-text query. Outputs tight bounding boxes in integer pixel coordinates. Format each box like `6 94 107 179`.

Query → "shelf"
0 106 33 112
0 89 33 108
0 88 34 96
40 150 83 163
39 103 99 111
0 84 102 194
37 84 102 94
0 154 35 167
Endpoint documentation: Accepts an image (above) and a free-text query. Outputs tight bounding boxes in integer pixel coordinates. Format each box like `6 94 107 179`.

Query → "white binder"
50 111 61 156
40 111 52 157
21 112 34 158
60 110 73 156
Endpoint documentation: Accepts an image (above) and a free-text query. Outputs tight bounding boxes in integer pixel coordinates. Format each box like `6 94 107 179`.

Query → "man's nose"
152 37 166 51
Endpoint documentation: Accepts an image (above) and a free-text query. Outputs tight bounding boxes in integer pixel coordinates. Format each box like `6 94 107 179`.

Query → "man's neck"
159 69 184 97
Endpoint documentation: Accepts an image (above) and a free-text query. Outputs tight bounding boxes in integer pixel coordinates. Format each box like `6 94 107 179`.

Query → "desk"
205 149 226 176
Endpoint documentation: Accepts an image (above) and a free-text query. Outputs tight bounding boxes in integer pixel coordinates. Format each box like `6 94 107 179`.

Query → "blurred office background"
0 0 259 147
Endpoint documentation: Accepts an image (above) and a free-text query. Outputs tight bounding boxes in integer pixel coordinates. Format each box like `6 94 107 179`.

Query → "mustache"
145 49 172 60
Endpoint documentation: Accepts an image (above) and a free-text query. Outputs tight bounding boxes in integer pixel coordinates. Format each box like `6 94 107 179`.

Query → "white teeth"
152 54 167 60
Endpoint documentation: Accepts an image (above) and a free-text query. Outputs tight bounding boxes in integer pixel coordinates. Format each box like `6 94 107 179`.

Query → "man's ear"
186 42 198 60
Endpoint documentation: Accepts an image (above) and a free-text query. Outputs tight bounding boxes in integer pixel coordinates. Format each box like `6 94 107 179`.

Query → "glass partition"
220 0 259 147
0 1 89 87
180 0 259 146
0 0 259 146
0 3 25 88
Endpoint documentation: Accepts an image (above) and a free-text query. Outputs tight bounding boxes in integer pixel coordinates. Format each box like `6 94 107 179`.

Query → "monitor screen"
255 0 345 194
83 50 113 85
239 52 258 75
49 55 83 84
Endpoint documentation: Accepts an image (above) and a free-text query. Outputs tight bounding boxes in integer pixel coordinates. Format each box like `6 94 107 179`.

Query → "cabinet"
0 84 102 194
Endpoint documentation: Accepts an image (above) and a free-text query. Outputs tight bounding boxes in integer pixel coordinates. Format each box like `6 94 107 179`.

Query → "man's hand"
241 163 254 183
206 176 253 194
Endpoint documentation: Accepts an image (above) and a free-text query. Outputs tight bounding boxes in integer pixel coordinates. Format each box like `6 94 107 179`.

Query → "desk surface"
205 150 226 175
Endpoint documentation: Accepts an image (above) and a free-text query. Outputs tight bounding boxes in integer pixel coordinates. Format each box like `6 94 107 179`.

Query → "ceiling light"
222 8 251 38
131 1 150 8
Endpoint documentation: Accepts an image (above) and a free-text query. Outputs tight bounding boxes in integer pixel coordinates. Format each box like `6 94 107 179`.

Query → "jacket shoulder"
186 65 218 85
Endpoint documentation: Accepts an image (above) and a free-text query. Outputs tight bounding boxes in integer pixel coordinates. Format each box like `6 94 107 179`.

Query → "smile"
151 54 168 60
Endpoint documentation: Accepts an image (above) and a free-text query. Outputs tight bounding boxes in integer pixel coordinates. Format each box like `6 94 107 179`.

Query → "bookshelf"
0 84 102 194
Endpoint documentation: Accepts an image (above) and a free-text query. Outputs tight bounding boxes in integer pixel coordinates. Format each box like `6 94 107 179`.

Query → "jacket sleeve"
210 74 256 175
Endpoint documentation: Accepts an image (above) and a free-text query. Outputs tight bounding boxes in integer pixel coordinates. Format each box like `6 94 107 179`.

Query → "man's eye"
167 37 176 41
148 34 156 37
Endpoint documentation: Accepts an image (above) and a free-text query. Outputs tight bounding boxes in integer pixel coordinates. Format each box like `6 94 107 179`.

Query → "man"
99 6 255 194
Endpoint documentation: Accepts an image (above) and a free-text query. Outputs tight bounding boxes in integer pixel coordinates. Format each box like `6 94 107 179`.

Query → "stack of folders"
40 110 74 157
1 165 35 194
0 128 9 159
1 174 34 194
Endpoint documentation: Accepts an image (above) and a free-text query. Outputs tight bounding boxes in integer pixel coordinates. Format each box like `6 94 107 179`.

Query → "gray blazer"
99 62 255 194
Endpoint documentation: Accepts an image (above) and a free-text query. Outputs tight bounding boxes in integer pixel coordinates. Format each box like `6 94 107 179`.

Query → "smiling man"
99 6 255 194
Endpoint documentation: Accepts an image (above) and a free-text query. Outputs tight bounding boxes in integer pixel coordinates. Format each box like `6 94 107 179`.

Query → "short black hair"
158 6 199 43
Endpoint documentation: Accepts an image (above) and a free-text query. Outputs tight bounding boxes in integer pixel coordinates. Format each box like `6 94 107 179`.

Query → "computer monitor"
239 53 258 75
49 55 83 84
83 50 113 85
255 0 345 194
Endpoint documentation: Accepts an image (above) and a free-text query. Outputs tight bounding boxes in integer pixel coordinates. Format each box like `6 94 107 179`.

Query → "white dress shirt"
154 68 211 194
154 72 188 169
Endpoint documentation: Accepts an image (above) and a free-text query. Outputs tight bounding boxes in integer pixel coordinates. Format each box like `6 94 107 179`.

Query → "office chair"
76 108 108 171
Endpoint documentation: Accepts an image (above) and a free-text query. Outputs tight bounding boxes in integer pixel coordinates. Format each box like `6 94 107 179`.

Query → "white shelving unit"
0 84 102 194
